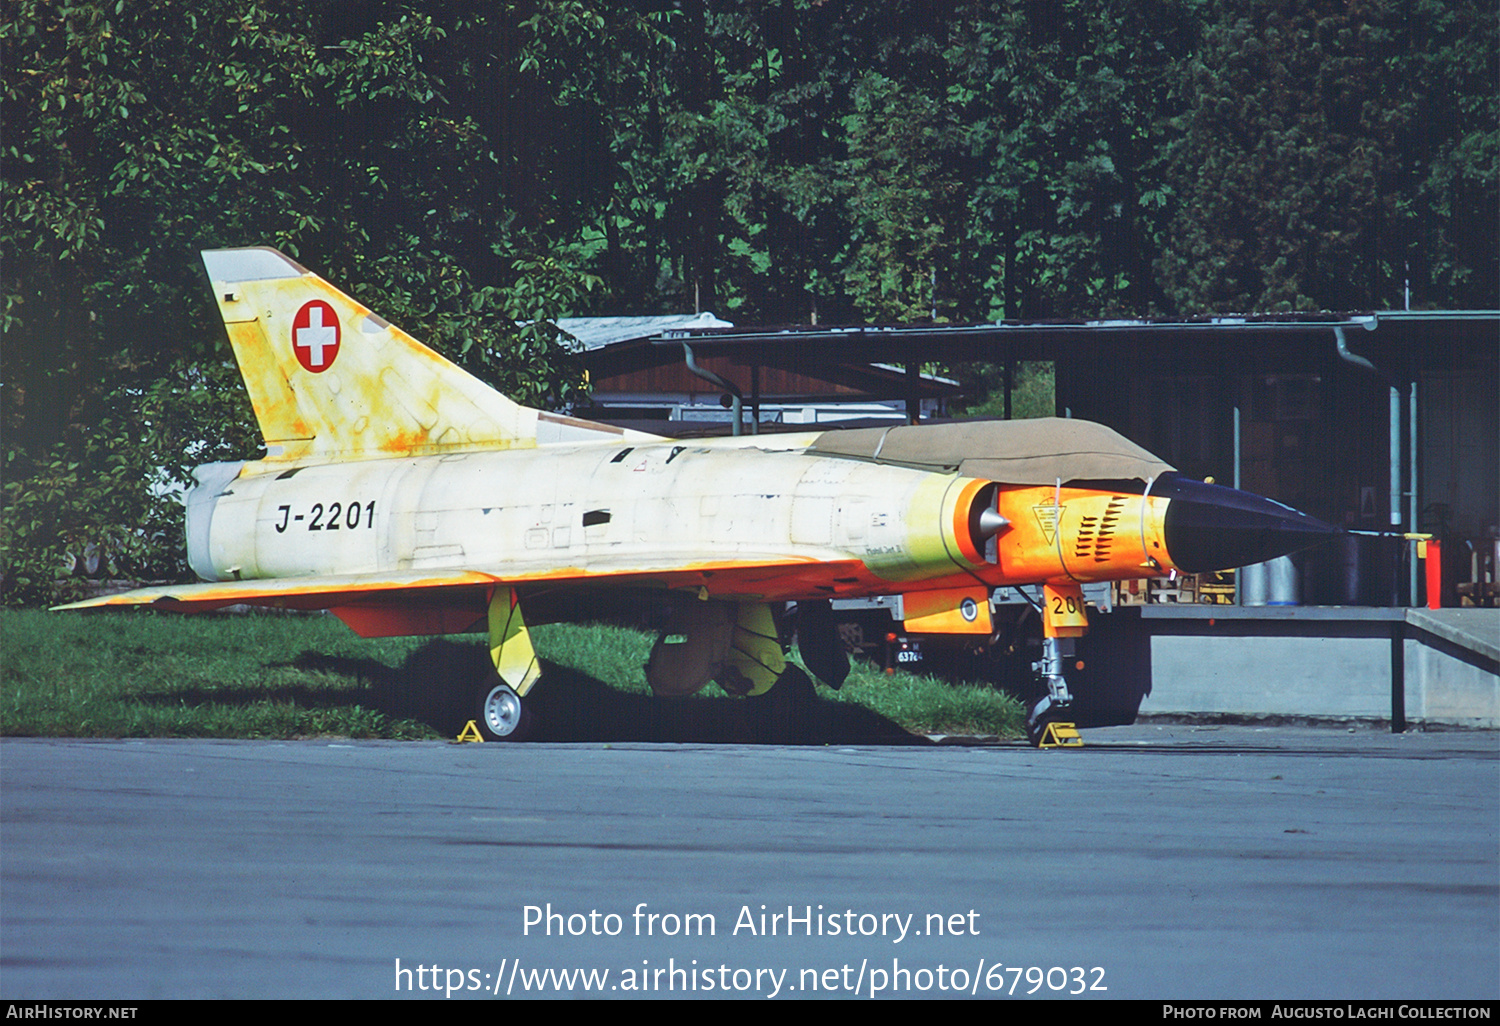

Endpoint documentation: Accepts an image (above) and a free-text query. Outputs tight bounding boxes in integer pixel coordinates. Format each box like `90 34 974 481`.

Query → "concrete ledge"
1404 608 1499 664
1137 604 1403 622
1119 606 1498 729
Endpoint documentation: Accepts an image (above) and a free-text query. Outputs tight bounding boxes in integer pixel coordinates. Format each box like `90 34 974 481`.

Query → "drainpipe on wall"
682 343 746 437
1409 382 1418 602
1334 322 1414 603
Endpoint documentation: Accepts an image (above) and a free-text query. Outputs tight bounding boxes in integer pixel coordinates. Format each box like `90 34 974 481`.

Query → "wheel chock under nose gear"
1037 721 1083 748
456 720 485 743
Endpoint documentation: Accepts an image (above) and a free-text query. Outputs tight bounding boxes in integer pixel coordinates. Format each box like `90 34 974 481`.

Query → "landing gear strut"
475 586 541 741
1025 635 1077 747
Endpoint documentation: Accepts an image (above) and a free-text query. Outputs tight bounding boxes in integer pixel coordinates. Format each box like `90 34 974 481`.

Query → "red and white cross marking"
292 300 341 373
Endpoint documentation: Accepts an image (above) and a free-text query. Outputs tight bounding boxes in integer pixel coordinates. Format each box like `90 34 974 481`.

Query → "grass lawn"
1 609 1023 742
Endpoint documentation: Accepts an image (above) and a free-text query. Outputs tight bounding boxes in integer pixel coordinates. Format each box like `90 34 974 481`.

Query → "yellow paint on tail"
204 248 543 461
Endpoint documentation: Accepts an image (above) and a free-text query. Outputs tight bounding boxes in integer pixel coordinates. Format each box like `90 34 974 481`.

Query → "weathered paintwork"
193 441 982 587
97 438 1177 621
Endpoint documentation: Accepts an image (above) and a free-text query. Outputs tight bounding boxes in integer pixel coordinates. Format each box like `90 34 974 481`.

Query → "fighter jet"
58 248 1338 743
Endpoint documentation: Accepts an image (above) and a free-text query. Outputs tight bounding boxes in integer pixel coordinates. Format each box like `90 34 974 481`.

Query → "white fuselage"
191 439 980 591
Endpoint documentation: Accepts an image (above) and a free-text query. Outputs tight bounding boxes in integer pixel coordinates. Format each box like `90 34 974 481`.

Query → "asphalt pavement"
1 725 1495 1000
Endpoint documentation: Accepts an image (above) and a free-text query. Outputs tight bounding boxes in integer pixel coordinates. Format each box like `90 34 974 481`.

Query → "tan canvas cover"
806 418 1174 485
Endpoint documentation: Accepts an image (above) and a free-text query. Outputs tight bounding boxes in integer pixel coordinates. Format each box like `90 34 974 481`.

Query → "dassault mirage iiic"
59 248 1338 743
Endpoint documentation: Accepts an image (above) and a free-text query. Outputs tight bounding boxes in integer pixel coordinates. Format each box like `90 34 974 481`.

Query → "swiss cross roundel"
292 300 341 373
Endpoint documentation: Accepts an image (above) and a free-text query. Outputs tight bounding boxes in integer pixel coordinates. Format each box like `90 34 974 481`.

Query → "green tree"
1157 0 1497 312
945 0 1199 319
835 71 961 322
2 1 608 603
4 0 1494 605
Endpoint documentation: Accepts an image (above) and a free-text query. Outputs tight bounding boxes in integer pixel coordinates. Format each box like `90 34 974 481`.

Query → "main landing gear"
472 586 542 742
476 680 535 741
467 590 834 742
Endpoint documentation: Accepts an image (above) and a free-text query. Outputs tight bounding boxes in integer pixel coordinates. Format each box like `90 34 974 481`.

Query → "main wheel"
477 682 535 741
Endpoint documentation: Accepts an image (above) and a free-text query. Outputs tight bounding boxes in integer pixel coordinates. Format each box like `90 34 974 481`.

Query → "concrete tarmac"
2 725 1496 1000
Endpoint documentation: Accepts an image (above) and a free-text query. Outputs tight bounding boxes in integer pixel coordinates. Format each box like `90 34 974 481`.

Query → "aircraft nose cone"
1156 474 1339 574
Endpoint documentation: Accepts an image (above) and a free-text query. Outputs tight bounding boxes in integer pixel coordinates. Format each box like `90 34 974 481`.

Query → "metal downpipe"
682 342 746 436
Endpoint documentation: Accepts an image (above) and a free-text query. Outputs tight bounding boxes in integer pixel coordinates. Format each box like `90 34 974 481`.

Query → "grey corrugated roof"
645 310 1497 367
555 312 733 351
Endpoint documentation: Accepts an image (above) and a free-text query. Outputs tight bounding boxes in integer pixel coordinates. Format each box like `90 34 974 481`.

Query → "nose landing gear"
1026 634 1079 746
1025 582 1088 748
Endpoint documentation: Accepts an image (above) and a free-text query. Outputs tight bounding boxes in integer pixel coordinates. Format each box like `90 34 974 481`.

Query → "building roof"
645 310 1498 367
556 312 732 352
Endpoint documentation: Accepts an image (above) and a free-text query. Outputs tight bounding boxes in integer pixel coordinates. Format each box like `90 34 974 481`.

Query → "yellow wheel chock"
455 720 485 743
1037 721 1083 748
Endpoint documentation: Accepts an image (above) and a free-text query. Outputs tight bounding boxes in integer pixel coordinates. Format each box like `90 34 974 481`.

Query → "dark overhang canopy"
646 310 1498 380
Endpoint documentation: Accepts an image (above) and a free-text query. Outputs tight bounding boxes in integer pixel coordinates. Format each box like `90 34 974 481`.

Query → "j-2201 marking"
274 501 375 534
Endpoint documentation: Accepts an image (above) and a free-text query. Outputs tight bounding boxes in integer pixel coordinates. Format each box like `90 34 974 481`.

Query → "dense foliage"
3 0 1496 602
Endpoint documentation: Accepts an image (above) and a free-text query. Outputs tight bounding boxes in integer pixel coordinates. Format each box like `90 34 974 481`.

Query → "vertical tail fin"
202 247 622 461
